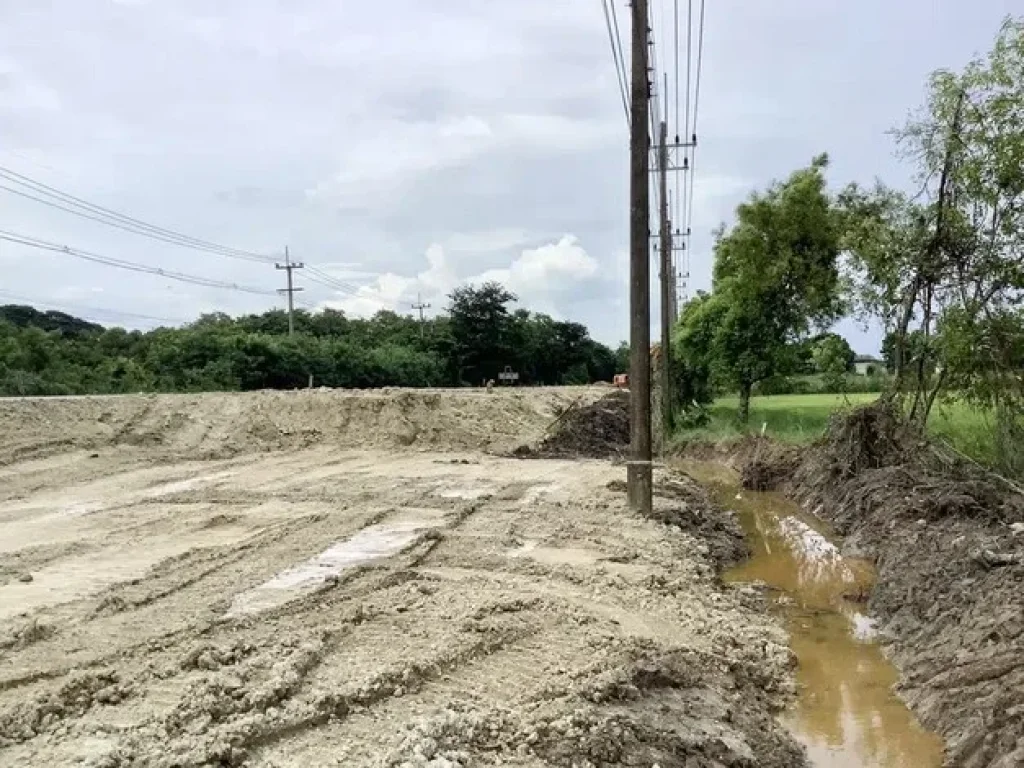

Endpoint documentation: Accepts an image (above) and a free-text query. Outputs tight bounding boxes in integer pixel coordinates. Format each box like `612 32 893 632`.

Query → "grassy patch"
677 392 879 444
675 392 997 467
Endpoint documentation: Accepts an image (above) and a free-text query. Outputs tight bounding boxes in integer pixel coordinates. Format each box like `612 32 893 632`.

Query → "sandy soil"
0 389 803 767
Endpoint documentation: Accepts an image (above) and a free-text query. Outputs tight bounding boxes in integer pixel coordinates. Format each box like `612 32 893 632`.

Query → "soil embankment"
0 387 609 466
0 388 804 767
749 403 1024 768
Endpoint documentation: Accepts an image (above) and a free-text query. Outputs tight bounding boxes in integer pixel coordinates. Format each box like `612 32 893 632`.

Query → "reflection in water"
677 461 943 768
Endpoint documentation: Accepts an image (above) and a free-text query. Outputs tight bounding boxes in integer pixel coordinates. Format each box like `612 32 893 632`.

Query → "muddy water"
678 461 943 768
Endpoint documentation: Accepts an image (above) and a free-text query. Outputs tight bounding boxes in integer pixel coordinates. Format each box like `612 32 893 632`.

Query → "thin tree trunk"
738 381 752 425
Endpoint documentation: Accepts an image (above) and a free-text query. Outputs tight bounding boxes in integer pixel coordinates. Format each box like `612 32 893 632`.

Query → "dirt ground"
0 388 803 767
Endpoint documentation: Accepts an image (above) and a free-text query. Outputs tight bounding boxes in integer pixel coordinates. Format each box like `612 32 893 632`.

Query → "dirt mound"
517 390 630 459
0 387 605 463
784 403 1024 767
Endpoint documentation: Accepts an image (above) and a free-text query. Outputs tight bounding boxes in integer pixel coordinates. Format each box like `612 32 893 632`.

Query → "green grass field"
676 392 999 468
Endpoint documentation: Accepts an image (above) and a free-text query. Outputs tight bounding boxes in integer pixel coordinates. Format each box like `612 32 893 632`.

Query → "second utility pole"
658 119 673 436
411 292 431 338
627 0 652 514
276 246 304 336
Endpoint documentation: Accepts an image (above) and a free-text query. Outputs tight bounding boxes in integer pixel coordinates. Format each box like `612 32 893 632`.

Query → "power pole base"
626 460 653 514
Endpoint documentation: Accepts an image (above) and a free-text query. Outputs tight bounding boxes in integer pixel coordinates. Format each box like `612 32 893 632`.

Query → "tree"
812 335 853 393
692 156 844 422
673 291 724 410
447 282 517 385
0 287 616 396
841 17 1024 449
613 342 630 374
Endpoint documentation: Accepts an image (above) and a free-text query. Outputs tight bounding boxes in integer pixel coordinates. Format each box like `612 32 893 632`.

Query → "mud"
0 388 804 767
680 460 944 768
760 404 1024 768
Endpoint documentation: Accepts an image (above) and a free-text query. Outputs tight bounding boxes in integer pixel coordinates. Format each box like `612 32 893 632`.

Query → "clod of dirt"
17 573 33 583
516 391 630 459
0 670 130 746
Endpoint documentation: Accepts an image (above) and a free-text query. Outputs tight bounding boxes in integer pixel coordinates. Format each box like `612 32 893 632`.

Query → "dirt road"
0 388 801 767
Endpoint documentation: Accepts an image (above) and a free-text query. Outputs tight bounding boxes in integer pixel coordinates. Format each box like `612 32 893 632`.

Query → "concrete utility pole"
411 292 431 338
658 119 673 436
276 246 304 336
627 0 652 515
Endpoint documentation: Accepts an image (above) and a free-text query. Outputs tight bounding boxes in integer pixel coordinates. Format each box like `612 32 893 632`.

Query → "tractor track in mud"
0 388 803 767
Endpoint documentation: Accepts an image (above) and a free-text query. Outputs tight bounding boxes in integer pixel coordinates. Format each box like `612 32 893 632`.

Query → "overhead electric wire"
0 229 280 297
304 264 367 297
0 167 276 264
600 0 631 125
0 288 186 325
684 0 705 242
673 0 682 231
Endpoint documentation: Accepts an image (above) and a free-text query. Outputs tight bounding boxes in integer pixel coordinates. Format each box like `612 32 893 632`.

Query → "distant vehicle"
498 365 519 385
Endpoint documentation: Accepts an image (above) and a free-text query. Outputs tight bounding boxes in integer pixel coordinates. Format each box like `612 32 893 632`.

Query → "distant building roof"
853 354 882 363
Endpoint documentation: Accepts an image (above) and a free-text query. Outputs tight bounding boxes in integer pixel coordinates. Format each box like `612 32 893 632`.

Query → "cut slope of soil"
757 403 1024 768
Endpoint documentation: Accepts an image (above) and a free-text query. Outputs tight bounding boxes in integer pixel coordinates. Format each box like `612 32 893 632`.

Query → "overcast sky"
0 0 1018 351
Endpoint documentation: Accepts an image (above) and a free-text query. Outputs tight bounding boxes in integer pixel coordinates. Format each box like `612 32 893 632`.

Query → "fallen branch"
929 441 1024 497
971 548 1022 568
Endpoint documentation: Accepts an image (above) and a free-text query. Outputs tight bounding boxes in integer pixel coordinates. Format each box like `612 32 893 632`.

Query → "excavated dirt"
0 387 610 466
0 388 804 767
755 403 1024 768
516 391 630 459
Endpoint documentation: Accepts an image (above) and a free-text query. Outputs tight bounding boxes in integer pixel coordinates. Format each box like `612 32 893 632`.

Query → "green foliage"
675 157 844 423
613 342 630 374
839 18 1024 473
752 373 890 397
0 285 616 397
811 334 853 392
672 291 722 409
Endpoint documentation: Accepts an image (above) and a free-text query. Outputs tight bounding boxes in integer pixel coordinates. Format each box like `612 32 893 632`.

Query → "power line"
304 264 367 297
600 0 631 124
0 167 275 264
684 0 705 243
0 229 280 297
0 288 185 326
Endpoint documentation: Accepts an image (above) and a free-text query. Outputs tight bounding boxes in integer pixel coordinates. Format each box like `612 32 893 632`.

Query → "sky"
0 0 1018 352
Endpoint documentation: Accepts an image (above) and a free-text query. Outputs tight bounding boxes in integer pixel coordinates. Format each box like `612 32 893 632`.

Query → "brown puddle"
678 461 944 768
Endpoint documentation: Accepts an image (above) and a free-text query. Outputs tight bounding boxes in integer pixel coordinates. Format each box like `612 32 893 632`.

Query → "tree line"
672 17 1024 471
0 283 628 396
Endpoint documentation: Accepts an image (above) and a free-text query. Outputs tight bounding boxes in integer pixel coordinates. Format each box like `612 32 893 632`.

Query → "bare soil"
0 388 804 767
757 403 1024 768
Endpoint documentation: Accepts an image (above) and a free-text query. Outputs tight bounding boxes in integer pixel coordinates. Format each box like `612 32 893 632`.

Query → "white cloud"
320 235 599 319
469 235 598 295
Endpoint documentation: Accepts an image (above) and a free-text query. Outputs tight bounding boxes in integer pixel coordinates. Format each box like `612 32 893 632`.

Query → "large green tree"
679 156 844 422
447 282 518 385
